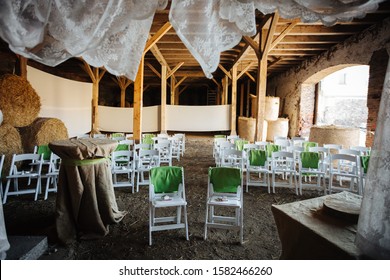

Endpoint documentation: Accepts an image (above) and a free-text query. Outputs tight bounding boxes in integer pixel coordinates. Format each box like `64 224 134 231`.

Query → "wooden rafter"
146 62 161 78
270 19 299 51
167 62 184 78
237 62 256 79
144 22 172 55
218 64 231 79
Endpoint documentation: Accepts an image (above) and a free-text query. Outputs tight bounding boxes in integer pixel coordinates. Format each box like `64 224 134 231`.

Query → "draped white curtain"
0 0 384 80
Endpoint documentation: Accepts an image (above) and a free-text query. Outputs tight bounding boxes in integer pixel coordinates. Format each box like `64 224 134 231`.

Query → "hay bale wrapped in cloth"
309 125 360 148
0 123 23 176
18 118 69 153
0 74 41 127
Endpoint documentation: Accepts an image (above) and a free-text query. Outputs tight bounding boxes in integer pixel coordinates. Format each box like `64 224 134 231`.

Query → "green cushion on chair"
303 141 317 152
142 134 155 145
235 139 248 151
301 152 320 169
37 145 51 161
361 155 370 174
214 135 226 138
249 150 267 167
209 167 241 193
266 144 280 158
115 144 129 151
150 166 183 193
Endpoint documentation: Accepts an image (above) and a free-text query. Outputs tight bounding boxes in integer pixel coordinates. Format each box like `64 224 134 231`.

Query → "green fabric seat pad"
115 144 129 151
142 134 155 145
361 155 370 174
150 166 183 193
249 150 267 167
301 152 320 169
266 144 280 157
235 139 248 151
37 145 51 161
303 141 317 152
209 167 241 193
214 135 226 138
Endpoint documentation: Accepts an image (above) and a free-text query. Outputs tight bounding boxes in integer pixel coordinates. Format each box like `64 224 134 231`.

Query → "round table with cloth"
49 138 127 244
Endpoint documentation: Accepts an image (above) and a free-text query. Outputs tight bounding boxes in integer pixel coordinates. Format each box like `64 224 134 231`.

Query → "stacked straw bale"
0 74 41 127
309 125 360 148
0 123 23 175
267 118 289 141
18 118 69 153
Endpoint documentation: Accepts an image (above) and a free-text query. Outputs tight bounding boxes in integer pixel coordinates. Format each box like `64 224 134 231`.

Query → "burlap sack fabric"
49 138 127 244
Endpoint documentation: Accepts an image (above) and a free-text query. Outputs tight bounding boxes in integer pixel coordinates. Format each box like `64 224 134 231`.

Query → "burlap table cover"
49 138 126 244
271 191 363 259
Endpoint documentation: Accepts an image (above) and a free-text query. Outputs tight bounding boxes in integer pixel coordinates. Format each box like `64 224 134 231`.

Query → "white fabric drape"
0 0 384 80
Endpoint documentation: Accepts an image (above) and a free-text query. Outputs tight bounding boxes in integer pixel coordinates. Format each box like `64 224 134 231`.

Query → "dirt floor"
2 134 322 260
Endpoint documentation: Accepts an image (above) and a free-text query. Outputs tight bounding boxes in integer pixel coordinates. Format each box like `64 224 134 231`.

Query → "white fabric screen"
27 66 92 138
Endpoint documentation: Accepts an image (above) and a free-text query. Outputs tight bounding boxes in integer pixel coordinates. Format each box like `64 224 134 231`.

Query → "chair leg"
183 205 189 241
34 178 41 201
149 205 153 246
2 179 11 204
204 203 209 240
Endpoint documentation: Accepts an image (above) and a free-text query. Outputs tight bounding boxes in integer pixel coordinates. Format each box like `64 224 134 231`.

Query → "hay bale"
18 117 69 153
0 74 41 127
238 117 268 143
309 125 360 148
264 96 280 121
267 118 289 141
0 123 23 176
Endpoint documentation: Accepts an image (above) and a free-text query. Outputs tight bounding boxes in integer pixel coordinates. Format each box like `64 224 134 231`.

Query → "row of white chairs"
110 134 186 193
1 149 61 204
213 137 369 196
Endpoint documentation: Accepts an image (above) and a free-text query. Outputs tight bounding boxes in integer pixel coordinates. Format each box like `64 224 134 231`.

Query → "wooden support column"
246 79 251 117
82 61 106 135
222 76 229 105
170 77 176 105
133 56 144 143
240 82 245 116
161 65 167 134
230 66 238 136
115 76 132 107
18 56 28 79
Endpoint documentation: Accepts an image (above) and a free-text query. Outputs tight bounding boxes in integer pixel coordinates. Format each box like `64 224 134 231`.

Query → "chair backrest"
214 134 226 139
274 139 291 148
138 149 160 167
119 139 134 146
9 153 43 176
34 145 52 161
111 132 125 141
115 143 130 151
48 152 61 173
142 134 156 145
300 151 320 169
350 146 371 156
111 150 134 168
248 149 267 167
360 155 370 174
243 143 260 152
330 153 358 168
150 166 183 193
209 167 241 193
271 151 295 170
323 144 342 151
338 148 361 157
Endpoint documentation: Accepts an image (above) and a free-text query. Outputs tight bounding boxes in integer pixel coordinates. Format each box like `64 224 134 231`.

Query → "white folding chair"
149 166 188 246
0 154 4 199
328 153 361 194
271 151 298 195
43 152 61 200
245 149 270 193
215 141 235 166
174 133 186 156
136 149 160 191
169 136 181 162
111 150 136 193
204 167 244 244
298 151 326 195
219 149 244 171
350 146 371 156
153 142 172 166
2 153 44 203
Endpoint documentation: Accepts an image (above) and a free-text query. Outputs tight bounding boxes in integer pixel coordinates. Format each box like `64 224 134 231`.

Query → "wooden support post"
240 82 244 117
161 65 167 134
19 56 27 79
82 61 106 135
133 56 144 143
222 76 229 105
246 79 251 117
115 76 132 107
170 77 176 105
231 66 238 136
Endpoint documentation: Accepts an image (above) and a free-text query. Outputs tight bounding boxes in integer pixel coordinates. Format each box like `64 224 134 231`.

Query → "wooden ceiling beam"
145 62 161 78
270 19 299 51
218 64 232 79
237 61 256 79
167 62 184 78
144 22 172 55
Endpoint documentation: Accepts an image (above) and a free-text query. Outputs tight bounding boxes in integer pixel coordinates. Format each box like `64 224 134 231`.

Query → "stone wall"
267 17 390 143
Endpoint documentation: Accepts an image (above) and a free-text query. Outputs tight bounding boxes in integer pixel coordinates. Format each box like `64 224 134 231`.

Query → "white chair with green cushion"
271 151 298 194
328 153 360 194
246 149 270 193
149 166 188 246
136 149 160 191
204 167 244 244
298 151 326 195
111 150 136 193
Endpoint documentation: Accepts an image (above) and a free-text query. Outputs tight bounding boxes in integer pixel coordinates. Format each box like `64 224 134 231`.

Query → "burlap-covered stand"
49 138 126 244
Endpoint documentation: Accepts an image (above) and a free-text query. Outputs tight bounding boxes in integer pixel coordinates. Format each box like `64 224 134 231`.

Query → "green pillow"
115 144 129 151
266 144 280 158
150 166 183 193
37 145 51 161
209 167 241 193
303 141 317 152
235 139 248 151
360 155 370 174
301 152 320 169
249 150 267 167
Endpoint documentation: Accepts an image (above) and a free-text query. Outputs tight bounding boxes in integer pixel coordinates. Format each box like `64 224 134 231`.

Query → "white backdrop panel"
166 105 231 131
27 66 92 137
